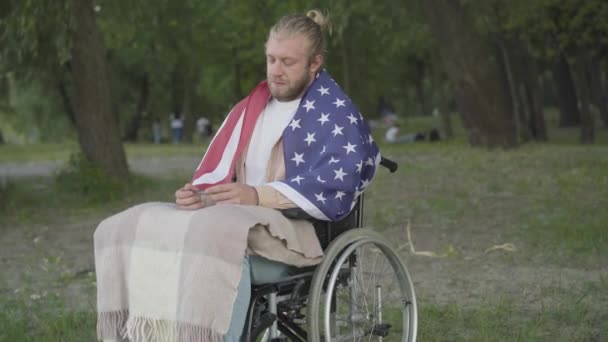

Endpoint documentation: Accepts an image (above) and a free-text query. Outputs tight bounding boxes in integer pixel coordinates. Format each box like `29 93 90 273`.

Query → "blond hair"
268 9 331 57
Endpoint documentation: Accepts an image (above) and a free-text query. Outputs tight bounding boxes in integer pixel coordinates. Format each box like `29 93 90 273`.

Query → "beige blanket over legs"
94 202 322 342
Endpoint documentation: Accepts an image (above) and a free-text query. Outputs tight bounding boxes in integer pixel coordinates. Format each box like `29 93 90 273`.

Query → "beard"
268 71 312 102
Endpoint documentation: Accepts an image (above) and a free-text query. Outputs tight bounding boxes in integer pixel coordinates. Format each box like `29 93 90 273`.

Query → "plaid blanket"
94 202 322 342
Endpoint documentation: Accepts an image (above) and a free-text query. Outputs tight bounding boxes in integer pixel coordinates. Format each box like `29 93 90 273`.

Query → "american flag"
192 70 380 222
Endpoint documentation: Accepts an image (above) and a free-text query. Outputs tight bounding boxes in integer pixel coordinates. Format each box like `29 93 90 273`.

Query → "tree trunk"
524 78 548 141
573 55 594 144
69 0 129 179
590 57 608 127
123 74 150 142
54 66 77 127
422 0 517 148
498 39 523 143
516 47 548 142
553 54 581 127
414 59 427 116
171 65 185 116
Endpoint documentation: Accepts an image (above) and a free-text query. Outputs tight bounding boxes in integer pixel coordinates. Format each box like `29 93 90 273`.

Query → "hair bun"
307 9 331 34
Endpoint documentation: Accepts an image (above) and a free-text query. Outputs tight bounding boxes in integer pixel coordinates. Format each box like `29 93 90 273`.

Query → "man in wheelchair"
94 9 416 342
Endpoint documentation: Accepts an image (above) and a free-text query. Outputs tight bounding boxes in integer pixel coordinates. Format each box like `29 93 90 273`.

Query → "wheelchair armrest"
280 208 317 221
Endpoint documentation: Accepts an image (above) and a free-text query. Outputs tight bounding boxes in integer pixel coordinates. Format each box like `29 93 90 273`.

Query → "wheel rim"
322 238 417 341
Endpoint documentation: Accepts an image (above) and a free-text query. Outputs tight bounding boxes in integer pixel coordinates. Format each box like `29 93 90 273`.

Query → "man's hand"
206 183 259 205
175 183 206 210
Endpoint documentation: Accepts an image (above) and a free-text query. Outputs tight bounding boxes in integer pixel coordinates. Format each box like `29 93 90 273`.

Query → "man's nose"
269 61 283 77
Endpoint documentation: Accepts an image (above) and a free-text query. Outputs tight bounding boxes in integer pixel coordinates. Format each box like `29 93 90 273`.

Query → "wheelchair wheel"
307 229 417 342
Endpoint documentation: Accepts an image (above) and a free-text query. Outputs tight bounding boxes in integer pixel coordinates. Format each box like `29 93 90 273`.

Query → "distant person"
170 112 184 143
428 128 441 142
196 116 211 142
152 116 162 144
385 123 419 143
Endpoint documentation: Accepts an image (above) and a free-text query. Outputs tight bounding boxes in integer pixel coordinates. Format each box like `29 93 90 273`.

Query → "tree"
421 0 517 148
70 0 129 178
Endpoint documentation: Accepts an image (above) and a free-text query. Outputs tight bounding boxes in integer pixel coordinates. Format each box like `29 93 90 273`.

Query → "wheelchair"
242 157 418 341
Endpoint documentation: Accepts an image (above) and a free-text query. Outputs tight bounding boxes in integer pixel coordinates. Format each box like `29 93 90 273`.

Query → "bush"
54 154 127 204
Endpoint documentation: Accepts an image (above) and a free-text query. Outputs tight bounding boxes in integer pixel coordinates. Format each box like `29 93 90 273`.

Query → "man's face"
265 33 322 102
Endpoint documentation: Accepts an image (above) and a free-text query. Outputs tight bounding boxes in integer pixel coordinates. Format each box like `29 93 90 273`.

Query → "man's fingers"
206 183 235 194
217 199 240 205
175 189 196 199
179 202 204 210
209 190 237 202
176 195 201 206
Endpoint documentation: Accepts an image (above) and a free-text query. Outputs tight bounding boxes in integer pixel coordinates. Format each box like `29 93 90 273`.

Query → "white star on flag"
356 160 363 173
315 192 327 204
333 168 348 181
347 113 359 124
303 100 315 112
331 124 344 137
329 156 340 164
304 132 317 146
291 175 304 185
317 112 330 125
368 134 374 143
317 86 330 96
335 191 346 200
320 145 327 154
291 152 305 166
360 178 370 189
289 118 301 131
343 142 357 154
333 98 346 108
316 175 326 183
365 157 374 166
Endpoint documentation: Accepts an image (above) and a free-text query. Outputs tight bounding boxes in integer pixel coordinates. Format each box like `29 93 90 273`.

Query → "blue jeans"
224 255 292 341
224 255 251 342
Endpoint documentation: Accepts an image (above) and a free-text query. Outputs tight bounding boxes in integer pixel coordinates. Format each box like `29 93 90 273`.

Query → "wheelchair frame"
242 157 417 342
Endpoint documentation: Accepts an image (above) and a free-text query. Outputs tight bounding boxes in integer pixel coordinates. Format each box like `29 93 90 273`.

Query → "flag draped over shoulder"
192 70 380 222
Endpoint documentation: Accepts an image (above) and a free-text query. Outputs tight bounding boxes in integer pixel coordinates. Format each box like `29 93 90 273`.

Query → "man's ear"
309 54 324 74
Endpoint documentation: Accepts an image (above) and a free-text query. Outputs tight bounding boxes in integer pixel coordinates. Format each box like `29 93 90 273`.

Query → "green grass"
366 142 608 265
0 294 96 342
419 283 608 341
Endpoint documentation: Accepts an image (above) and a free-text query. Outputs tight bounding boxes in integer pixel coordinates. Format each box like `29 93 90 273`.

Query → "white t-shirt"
245 97 300 186
196 117 209 132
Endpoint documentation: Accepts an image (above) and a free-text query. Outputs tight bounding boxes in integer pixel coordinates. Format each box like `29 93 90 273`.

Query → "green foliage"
54 153 129 204
0 79 73 143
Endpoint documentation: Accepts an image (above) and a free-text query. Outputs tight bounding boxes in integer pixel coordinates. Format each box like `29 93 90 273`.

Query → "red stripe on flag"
192 81 270 190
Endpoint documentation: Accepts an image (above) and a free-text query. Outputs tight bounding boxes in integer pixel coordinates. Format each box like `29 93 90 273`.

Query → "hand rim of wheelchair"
306 228 418 342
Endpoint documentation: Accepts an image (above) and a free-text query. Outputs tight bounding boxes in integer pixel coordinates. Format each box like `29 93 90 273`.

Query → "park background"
1 0 607 341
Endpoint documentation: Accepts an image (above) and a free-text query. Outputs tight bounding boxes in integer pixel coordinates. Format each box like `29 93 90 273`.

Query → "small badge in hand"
196 190 216 207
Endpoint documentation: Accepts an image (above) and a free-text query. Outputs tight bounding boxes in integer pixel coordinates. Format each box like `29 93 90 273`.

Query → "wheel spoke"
308 230 417 342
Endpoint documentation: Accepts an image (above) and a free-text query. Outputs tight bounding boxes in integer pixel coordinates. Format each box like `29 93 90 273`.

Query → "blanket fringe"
97 310 128 340
98 311 223 342
122 315 223 342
